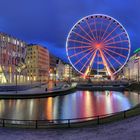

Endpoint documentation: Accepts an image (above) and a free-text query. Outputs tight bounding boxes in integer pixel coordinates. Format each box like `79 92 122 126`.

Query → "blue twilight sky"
0 0 139 62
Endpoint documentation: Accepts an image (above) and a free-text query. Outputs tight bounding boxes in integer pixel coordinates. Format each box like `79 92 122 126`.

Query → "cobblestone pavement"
0 115 140 140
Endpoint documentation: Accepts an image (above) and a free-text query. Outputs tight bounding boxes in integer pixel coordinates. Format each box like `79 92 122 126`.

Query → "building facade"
0 32 27 84
56 59 65 80
26 44 49 83
63 63 73 80
123 48 140 81
49 54 59 80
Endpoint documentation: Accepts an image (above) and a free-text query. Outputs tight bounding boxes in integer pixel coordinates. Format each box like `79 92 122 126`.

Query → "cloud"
0 0 140 61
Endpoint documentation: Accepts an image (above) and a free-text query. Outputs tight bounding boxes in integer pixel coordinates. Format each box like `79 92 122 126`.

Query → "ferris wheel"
66 14 131 78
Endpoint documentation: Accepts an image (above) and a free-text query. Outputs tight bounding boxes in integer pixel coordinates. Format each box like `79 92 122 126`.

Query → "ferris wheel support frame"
66 14 131 78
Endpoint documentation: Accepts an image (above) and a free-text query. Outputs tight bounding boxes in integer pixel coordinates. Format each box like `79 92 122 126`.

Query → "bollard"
35 120 38 129
124 111 126 119
2 119 5 127
68 119 71 128
97 116 100 124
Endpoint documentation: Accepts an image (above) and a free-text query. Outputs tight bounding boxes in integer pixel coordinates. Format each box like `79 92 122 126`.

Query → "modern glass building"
123 48 140 81
0 32 27 84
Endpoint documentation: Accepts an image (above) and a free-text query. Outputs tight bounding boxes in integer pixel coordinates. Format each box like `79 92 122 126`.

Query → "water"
0 91 139 121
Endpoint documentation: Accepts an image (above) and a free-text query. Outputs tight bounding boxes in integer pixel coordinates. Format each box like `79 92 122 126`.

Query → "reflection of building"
26 44 49 83
123 48 140 81
49 54 59 80
0 33 27 84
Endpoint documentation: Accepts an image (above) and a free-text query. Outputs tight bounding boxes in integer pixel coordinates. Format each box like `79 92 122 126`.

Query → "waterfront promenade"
0 80 133 97
0 81 77 99
0 114 139 140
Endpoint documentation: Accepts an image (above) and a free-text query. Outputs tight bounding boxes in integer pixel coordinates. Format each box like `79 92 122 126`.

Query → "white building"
123 48 140 81
56 59 65 80
63 64 73 80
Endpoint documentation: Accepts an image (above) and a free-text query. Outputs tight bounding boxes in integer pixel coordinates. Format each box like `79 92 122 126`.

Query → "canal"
0 91 139 121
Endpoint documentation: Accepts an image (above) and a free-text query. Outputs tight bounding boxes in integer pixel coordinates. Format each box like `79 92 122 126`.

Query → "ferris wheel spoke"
98 20 103 41
93 18 99 40
100 20 112 41
66 14 130 77
74 48 95 65
78 24 95 41
104 45 129 51
68 45 92 50
85 19 97 41
68 39 91 45
103 32 126 44
72 31 93 43
99 49 112 76
102 49 123 66
102 25 120 42
79 49 96 72
103 47 127 59
84 50 97 76
69 47 93 58
104 40 129 46
102 51 116 72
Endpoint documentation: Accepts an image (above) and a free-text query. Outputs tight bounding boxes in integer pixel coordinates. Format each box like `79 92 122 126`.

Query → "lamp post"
15 57 22 93
30 72 32 88
54 67 56 86
15 69 17 93
68 65 70 84
40 73 42 88
128 67 130 81
15 56 26 93
138 57 140 83
15 57 18 94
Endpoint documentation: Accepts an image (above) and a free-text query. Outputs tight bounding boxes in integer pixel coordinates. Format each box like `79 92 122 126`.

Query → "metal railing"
0 105 140 129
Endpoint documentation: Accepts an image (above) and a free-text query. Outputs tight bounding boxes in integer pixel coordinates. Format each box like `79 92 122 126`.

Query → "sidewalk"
0 115 139 140
0 82 77 98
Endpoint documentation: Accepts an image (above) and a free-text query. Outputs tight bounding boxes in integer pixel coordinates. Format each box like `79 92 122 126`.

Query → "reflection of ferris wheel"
66 14 131 78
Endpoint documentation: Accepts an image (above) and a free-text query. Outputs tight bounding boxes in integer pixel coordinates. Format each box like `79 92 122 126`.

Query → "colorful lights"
66 14 131 78
0 91 137 121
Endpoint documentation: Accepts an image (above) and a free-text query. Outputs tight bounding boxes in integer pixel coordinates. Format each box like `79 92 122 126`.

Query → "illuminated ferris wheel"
66 14 131 78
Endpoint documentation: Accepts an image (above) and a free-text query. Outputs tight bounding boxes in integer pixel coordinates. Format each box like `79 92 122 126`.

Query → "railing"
0 105 140 129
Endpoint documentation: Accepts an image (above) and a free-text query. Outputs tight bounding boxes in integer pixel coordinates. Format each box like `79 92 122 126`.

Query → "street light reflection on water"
0 91 139 121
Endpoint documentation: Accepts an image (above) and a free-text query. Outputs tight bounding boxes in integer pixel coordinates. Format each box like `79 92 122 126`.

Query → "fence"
0 105 140 129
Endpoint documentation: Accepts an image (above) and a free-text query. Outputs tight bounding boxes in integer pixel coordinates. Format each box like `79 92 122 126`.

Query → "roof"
134 48 140 54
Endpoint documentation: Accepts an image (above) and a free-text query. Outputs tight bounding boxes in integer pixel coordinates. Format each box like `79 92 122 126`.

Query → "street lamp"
128 67 130 81
15 57 26 93
15 69 18 93
15 57 19 94
31 74 32 87
138 57 140 83
40 74 42 88
68 65 71 84
54 67 56 86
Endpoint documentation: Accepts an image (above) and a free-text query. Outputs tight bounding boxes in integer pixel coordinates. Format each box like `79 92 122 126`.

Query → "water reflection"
45 97 53 120
0 91 139 120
